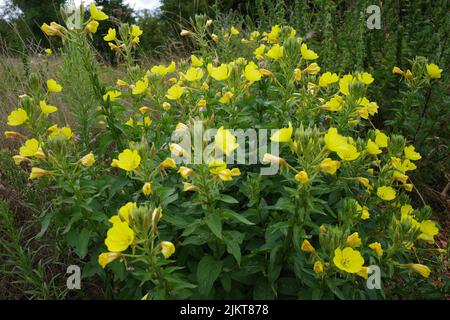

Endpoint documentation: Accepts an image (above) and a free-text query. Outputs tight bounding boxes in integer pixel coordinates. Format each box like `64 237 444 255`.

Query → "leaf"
197 256 222 297
217 194 239 204
76 228 91 259
206 213 222 239
222 209 254 225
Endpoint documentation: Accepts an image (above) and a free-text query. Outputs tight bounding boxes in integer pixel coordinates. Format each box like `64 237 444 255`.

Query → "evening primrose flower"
13 155 30 165
215 127 238 156
48 126 73 140
319 158 341 174
357 72 374 85
369 242 383 257
132 77 149 95
19 139 41 157
166 84 184 100
103 28 116 41
346 232 362 247
160 241 175 258
111 202 137 224
401 263 431 278
183 182 198 192
230 26 239 35
300 43 318 60
219 92 234 104
271 122 293 142
244 61 262 82
300 239 315 253
392 66 404 75
151 61 176 76
130 25 143 37
375 130 389 148
111 149 141 172
178 166 194 179
208 158 227 175
262 154 286 166
4 131 26 140
47 79 62 93
85 20 99 34
304 63 320 75
142 182 152 196
254 44 266 57
105 221 134 252
336 143 360 161
313 261 324 273
79 153 95 167
293 68 302 81
29 167 52 180
39 101 58 114
319 72 339 87
417 220 439 244
426 63 442 79
366 139 382 155
90 3 108 21
41 22 64 37
324 128 348 152
377 186 396 201
191 55 203 67
45 48 52 55
321 96 344 111
160 157 177 170
266 44 284 59
356 203 370 220
266 25 281 43
7 108 29 126
339 74 354 95
295 171 309 184
103 90 121 102
181 67 204 82
333 247 364 273
170 143 190 158
207 63 231 81
98 252 121 269
404 145 421 161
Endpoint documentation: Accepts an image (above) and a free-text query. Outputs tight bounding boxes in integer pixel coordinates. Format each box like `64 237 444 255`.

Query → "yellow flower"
105 221 134 252
313 261 324 273
254 44 266 57
377 186 396 201
339 74 354 96
404 145 421 161
165 84 184 100
4 131 26 140
29 167 52 180
426 63 442 79
45 48 53 55
207 63 231 81
49 126 73 140
295 171 309 184
301 43 318 60
333 247 364 273
375 130 389 148
132 77 149 95
160 241 175 258
130 24 143 37
177 166 194 179
346 232 362 247
39 101 58 114
319 72 339 87
219 91 234 104
336 143 360 161
183 182 198 192
41 22 63 37
8 108 29 126
103 28 116 41
80 153 95 167
103 90 122 102
112 202 137 224
13 155 30 165
211 33 219 42
369 242 383 257
47 79 62 93
324 127 347 152
359 205 370 220
319 225 327 233
142 182 152 196
417 220 439 244
402 263 431 278
262 153 286 166
160 157 177 169
19 139 41 157
98 252 121 269
271 122 293 142
208 158 227 175
180 29 193 36
366 139 382 155
321 96 344 112
293 68 302 81
357 72 374 85
304 63 320 75
181 67 204 82
230 26 239 35
86 20 99 33
111 149 141 172
356 266 369 279
300 239 315 253
244 61 262 82
215 127 238 156
319 158 341 174
266 44 284 59
266 25 281 43
90 2 108 21
191 55 203 67
151 61 176 76
392 66 404 75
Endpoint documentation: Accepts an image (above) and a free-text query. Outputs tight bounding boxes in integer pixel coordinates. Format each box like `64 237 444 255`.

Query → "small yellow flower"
426 63 442 79
417 220 439 244
8 108 29 127
132 77 149 95
160 157 177 170
165 84 184 100
29 167 52 180
405 69 413 80
178 166 194 179
45 48 53 55
293 68 302 81
313 261 324 273
207 63 231 81
404 145 421 161
368 242 383 257
85 20 99 33
103 28 116 41
402 263 431 278
162 102 171 111
266 44 284 59
90 3 108 21
183 182 198 192
143 182 152 196
262 153 286 166
357 72 374 85
375 130 389 148
215 127 238 156
41 22 64 37
219 91 234 104
300 43 318 60
19 139 41 157
304 63 320 74
333 247 364 274
181 67 204 82
39 101 58 114
356 266 369 279
392 66 404 75
271 122 293 142
377 186 396 201
111 149 141 172
98 252 121 269
4 131 26 140
319 72 339 87
47 79 62 93
295 171 309 184
346 232 362 247
105 221 134 252
103 90 122 102
230 26 239 35
191 55 204 67
300 239 315 253
160 241 175 258
366 139 382 155
170 143 189 158
79 153 95 167
319 225 327 233
130 25 143 37
321 96 344 112
244 61 262 82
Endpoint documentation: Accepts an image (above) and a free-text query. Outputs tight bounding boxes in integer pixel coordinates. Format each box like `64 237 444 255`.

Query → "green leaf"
197 256 222 297
217 194 239 204
222 209 255 225
76 228 91 259
205 213 222 239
